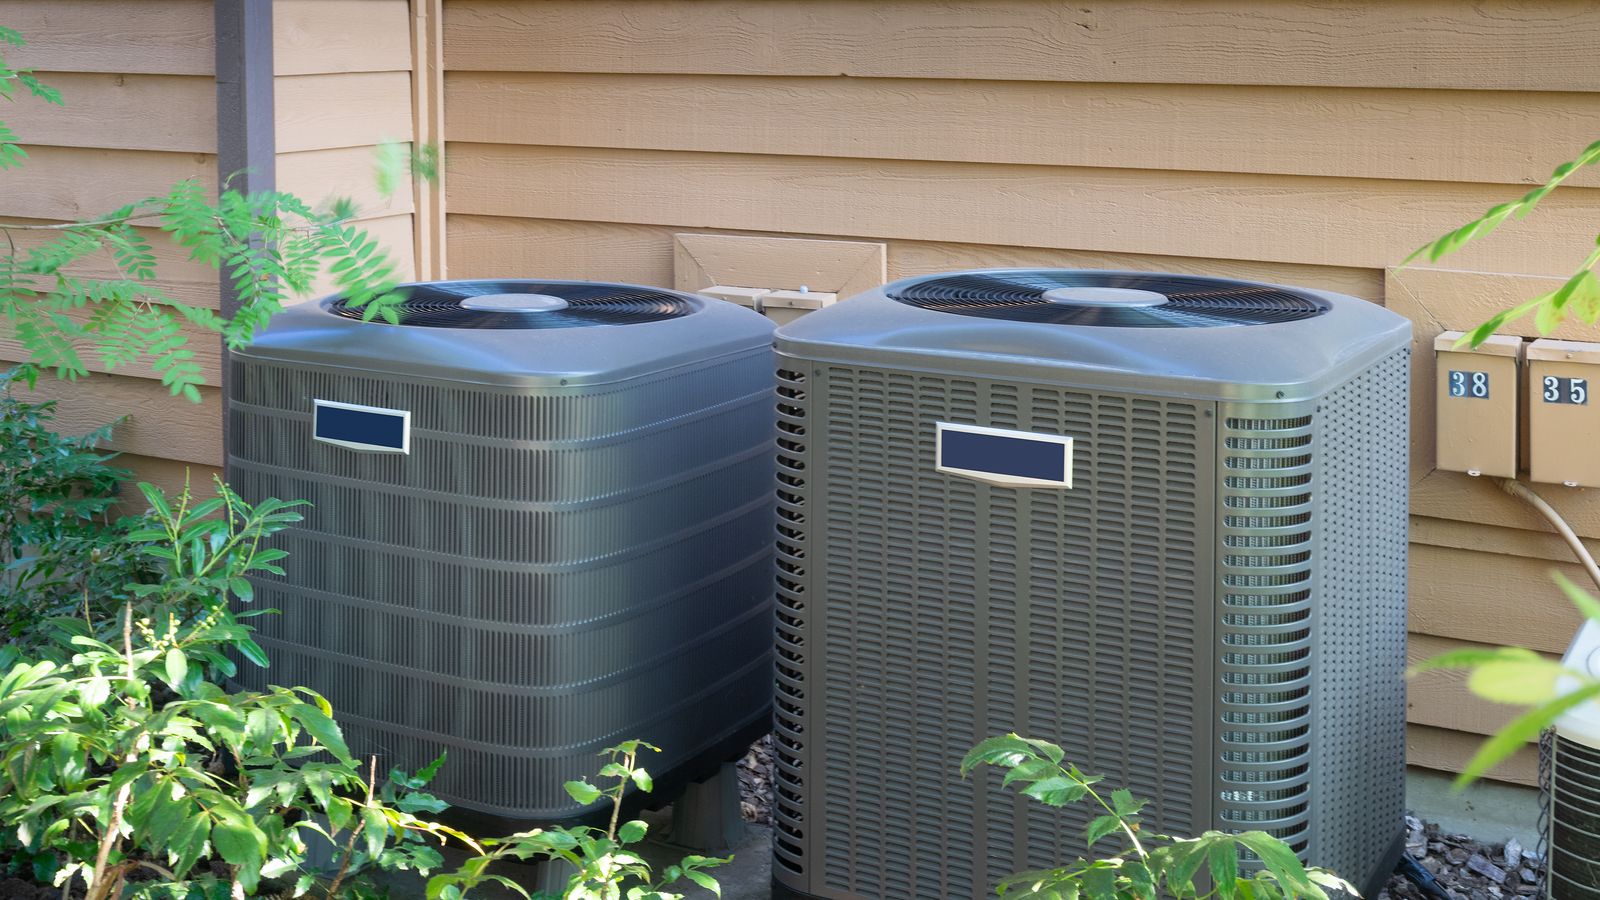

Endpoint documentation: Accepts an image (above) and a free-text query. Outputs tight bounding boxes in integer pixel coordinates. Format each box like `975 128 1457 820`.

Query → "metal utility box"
1527 338 1600 487
1434 331 1520 479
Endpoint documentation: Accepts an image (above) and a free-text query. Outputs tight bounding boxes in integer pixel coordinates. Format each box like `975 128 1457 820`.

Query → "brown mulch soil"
736 733 774 825
0 876 62 900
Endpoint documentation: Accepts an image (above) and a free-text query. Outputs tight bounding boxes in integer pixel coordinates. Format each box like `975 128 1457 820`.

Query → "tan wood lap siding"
0 0 420 502
0 0 221 493
440 0 1600 784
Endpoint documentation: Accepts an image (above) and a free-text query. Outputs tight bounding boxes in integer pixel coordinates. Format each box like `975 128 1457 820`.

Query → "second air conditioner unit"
769 270 1412 900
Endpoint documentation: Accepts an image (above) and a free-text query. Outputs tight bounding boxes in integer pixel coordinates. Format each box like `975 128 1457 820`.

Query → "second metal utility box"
1434 332 1520 478
1527 338 1600 487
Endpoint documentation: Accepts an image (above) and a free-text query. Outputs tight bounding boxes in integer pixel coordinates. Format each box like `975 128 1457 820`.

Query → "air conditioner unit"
227 280 775 827
769 270 1411 899
1551 620 1600 898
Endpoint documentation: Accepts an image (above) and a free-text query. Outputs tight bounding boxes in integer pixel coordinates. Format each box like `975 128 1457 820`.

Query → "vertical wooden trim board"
411 0 447 279
214 0 275 459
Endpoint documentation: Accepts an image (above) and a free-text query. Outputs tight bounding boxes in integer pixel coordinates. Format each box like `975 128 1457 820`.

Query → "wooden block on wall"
674 233 886 301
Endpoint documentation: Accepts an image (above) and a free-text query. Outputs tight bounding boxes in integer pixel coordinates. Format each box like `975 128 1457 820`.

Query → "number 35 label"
1543 375 1589 405
1448 370 1490 399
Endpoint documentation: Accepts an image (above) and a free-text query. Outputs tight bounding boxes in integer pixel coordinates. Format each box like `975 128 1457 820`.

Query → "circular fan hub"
460 293 570 312
1041 287 1168 307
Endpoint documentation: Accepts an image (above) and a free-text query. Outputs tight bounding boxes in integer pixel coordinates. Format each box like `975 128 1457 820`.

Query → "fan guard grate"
327 280 698 329
888 271 1330 327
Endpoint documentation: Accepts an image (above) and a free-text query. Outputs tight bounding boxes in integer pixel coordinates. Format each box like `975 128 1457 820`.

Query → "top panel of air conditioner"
777 269 1410 403
239 279 771 389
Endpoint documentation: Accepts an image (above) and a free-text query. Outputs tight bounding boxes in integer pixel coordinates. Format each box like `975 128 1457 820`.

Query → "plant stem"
1081 779 1146 859
0 211 163 231
326 756 378 898
85 787 131 900
606 749 631 842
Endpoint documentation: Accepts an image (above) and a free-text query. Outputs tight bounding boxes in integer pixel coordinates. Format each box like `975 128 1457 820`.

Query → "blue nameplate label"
935 422 1073 488
313 400 411 454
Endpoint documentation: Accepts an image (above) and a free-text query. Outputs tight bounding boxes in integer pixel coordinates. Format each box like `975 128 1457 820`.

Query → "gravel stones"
1380 814 1544 900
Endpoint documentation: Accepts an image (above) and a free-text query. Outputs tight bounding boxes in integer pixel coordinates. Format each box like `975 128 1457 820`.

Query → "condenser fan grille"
889 272 1331 327
328 280 697 329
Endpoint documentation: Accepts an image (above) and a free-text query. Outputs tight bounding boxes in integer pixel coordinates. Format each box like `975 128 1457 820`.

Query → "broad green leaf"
1232 833 1312 892
631 766 653 792
1164 841 1209 898
361 806 389 859
1458 679 1600 785
1207 842 1240 900
962 734 1035 774
684 870 721 896
1085 815 1122 848
1022 776 1087 807
1081 864 1117 900
287 701 353 764
1409 645 1537 675
210 810 266 889
164 647 188 688
1110 788 1145 817
168 812 209 877
1003 757 1060 788
564 780 602 805
618 819 648 844
1467 657 1566 705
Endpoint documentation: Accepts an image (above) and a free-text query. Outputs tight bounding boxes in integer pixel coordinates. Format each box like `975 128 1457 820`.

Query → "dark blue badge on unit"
935 422 1073 488
313 400 411 454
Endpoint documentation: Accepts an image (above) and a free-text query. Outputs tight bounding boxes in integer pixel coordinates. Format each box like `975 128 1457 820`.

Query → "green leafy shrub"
427 741 727 900
0 476 469 899
0 366 146 649
963 734 1354 900
0 387 725 897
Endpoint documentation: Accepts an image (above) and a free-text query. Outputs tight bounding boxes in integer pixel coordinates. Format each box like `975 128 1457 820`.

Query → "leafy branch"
1402 137 1600 348
0 26 424 402
963 735 1354 900
426 741 729 900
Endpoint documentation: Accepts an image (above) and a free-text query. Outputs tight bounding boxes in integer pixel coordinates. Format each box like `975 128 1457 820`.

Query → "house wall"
439 0 1600 784
0 0 224 500
0 0 420 502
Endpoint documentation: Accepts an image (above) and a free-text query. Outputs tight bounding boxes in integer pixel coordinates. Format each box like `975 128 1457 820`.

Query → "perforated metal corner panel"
772 361 1214 898
1211 348 1408 883
1551 736 1600 898
227 351 774 819
1303 348 1409 882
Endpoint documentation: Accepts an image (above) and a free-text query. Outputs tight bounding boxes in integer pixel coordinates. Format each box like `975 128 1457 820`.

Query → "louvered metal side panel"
1552 735 1600 899
784 361 1214 899
1211 406 1318 859
228 352 774 819
1306 348 1409 884
772 365 814 885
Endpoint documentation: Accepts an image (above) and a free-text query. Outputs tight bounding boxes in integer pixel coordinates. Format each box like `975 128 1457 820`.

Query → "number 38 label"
1448 370 1490 399
1543 375 1589 405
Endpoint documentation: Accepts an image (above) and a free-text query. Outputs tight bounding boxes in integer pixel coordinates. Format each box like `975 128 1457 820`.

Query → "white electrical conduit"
1498 478 1600 594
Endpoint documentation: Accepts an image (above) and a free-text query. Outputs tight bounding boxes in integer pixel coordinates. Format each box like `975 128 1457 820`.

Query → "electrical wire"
1498 478 1600 593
